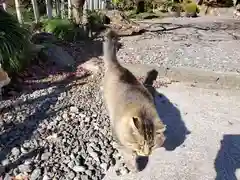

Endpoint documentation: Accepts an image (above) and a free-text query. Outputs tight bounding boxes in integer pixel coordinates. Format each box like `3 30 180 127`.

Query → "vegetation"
181 0 199 14
42 18 75 40
0 0 237 75
0 9 31 73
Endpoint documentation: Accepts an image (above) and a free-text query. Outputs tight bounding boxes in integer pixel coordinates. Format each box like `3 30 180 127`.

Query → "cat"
102 29 166 170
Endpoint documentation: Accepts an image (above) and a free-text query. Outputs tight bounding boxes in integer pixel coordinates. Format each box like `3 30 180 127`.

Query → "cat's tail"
103 29 120 68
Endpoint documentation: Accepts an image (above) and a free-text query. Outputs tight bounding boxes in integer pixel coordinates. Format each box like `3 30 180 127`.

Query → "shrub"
42 18 75 40
182 0 200 14
0 9 31 73
87 9 106 27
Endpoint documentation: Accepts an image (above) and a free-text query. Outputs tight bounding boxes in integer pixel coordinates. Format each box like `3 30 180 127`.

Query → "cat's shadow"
154 91 191 151
134 69 190 172
144 69 191 151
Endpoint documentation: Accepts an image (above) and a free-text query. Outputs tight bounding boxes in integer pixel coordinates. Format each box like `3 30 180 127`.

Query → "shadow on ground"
143 69 191 151
1 37 104 101
215 134 240 180
133 69 191 172
0 74 87 176
154 92 191 151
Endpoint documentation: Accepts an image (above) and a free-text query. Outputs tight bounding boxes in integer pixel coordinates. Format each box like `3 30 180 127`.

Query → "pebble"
0 72 126 180
100 163 108 171
18 164 32 173
41 152 51 161
70 106 79 113
120 167 129 175
62 113 68 119
11 147 20 156
31 168 42 180
85 170 92 176
3 174 11 180
80 175 89 180
67 171 76 179
1 159 9 166
67 161 75 169
42 174 50 180
72 165 86 172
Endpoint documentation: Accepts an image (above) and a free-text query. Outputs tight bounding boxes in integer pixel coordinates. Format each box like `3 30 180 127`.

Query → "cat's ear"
131 116 142 131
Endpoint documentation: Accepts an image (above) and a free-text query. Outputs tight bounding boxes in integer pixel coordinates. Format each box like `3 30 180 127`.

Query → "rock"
84 117 91 122
70 153 75 160
18 164 32 173
120 167 129 175
72 165 86 172
79 113 86 118
41 152 51 161
90 152 100 162
80 58 102 74
31 32 58 44
70 106 79 114
22 142 31 149
39 43 76 71
1 159 9 166
20 147 28 154
87 164 94 170
42 174 50 180
80 175 89 180
100 163 108 171
11 147 20 156
85 170 92 176
67 161 75 169
67 171 76 179
62 113 68 119
3 173 11 180
31 168 42 180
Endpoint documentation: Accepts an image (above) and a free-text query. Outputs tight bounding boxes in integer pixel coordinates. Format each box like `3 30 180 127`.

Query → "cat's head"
0 64 11 88
122 109 166 156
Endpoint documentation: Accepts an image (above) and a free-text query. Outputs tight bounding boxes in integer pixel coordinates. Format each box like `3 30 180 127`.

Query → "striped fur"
102 29 166 157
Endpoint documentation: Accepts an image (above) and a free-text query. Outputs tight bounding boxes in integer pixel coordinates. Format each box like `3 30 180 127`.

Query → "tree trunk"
61 0 65 18
31 0 40 23
71 0 86 25
1 0 7 11
68 0 72 19
45 0 52 19
94 0 99 9
136 0 145 14
14 0 23 24
55 0 61 17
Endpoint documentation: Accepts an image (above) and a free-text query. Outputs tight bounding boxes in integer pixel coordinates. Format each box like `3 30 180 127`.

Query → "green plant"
0 9 31 73
87 9 105 26
42 18 75 40
182 0 200 14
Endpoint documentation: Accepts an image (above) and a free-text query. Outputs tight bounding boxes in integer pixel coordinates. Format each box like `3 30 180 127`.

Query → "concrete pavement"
103 83 240 180
122 63 240 90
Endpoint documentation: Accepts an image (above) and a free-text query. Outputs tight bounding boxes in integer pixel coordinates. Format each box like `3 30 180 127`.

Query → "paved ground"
1 15 240 180
117 16 240 73
103 83 240 180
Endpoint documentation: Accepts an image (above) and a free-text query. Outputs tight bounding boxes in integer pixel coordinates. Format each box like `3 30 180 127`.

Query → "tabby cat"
102 29 166 159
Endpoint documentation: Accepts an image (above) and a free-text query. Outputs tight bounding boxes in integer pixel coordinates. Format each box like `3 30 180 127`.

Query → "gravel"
117 18 240 73
3 16 238 180
0 72 130 180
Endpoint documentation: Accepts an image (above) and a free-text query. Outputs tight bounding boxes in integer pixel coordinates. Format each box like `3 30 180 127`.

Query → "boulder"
39 43 76 71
